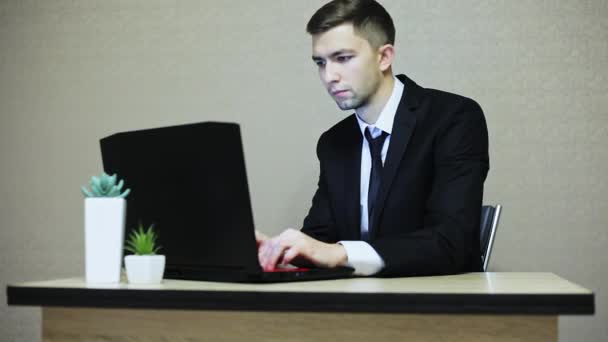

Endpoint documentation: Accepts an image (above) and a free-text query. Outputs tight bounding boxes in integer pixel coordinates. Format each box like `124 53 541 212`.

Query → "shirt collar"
356 76 404 138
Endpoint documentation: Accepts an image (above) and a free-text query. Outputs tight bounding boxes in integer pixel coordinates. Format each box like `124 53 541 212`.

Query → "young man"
258 0 489 277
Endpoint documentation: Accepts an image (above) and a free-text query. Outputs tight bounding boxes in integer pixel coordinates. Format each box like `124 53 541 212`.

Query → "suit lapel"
369 75 422 239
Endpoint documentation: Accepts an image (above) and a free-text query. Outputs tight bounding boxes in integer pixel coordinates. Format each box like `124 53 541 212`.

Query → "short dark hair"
306 0 395 49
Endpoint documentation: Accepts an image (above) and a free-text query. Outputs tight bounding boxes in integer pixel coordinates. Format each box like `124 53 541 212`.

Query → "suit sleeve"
371 99 489 276
301 132 337 243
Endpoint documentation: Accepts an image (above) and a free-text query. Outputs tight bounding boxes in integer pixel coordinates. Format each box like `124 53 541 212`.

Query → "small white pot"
124 255 165 284
84 198 126 283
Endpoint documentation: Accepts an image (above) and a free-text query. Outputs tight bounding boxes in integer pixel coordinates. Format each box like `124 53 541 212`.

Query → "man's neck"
355 74 395 125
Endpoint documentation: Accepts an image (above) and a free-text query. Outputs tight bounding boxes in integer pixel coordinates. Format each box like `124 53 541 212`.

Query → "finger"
257 240 270 266
258 239 276 269
280 246 300 266
261 229 298 269
258 239 273 256
264 242 289 271
258 240 275 268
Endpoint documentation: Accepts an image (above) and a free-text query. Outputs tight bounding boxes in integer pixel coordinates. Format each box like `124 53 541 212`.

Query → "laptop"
100 122 354 282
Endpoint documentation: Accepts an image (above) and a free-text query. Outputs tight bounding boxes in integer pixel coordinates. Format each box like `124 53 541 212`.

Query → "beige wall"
1 1 606 341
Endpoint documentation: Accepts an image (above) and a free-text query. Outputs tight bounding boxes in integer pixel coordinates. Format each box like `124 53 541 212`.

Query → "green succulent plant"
124 222 162 255
81 173 130 198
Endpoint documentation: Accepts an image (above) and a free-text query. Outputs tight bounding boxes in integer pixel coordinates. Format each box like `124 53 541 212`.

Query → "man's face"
312 23 383 111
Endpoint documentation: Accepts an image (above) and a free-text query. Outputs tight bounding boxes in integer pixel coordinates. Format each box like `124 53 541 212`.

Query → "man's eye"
336 55 353 63
315 60 326 67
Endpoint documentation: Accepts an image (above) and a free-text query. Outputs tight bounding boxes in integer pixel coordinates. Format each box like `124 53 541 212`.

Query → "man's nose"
322 62 341 84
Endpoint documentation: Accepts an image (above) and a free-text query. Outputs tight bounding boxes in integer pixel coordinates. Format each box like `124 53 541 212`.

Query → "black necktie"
364 127 389 240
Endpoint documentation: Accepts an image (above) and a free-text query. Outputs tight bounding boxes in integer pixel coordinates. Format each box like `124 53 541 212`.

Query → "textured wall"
1 1 606 341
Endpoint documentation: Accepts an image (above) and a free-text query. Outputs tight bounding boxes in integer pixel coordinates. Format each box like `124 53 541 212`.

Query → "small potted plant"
81 173 131 283
124 222 165 284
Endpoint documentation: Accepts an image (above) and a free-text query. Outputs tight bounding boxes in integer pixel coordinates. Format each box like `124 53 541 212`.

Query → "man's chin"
335 99 359 111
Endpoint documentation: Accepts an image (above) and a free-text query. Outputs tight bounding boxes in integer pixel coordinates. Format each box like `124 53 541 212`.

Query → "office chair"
480 204 502 272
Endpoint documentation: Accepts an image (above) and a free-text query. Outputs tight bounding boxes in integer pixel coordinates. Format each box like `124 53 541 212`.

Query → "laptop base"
165 266 354 283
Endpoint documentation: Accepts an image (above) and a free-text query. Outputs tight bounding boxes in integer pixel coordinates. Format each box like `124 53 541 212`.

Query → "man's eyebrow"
312 49 357 60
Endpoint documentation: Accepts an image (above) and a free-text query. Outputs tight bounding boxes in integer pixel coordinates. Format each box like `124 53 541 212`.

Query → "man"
257 0 489 277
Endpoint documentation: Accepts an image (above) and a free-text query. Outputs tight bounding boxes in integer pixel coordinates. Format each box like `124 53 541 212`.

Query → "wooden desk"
7 272 594 342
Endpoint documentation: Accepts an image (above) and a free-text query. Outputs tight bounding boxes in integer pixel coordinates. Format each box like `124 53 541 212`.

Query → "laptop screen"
100 122 261 273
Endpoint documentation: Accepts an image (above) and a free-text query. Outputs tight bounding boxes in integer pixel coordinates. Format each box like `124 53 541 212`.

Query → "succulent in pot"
81 173 131 198
82 173 130 283
124 222 165 284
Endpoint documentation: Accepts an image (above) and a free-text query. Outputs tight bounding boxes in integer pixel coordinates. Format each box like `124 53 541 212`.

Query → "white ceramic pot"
84 198 126 283
124 255 165 284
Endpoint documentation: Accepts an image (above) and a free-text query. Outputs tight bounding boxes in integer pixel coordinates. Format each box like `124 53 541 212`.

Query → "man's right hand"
256 228 347 271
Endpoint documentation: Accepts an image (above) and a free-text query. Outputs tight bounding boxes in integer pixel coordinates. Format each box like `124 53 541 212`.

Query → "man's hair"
306 0 395 49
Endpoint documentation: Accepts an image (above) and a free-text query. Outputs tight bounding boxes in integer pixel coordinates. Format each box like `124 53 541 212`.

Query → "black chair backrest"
480 205 502 272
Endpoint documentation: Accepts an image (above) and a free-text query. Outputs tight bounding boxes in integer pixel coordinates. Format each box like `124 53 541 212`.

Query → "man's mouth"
331 90 350 97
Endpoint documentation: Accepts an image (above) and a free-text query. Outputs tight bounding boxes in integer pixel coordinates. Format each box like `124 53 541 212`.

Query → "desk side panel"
42 307 558 342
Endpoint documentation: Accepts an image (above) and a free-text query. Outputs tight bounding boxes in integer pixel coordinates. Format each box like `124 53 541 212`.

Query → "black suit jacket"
301 74 489 277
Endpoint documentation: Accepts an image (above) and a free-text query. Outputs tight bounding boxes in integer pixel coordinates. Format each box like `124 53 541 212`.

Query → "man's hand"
257 228 347 271
255 230 269 247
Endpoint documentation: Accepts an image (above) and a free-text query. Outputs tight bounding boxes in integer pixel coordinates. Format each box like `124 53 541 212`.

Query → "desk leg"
43 307 557 342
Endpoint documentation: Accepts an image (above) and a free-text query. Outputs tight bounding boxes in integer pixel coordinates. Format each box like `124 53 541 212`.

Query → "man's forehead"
311 24 368 58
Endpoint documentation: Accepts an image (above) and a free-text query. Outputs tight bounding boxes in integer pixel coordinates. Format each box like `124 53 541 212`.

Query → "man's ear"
377 44 395 72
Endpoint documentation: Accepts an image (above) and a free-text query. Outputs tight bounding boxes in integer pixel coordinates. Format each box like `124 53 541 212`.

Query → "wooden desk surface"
7 272 594 315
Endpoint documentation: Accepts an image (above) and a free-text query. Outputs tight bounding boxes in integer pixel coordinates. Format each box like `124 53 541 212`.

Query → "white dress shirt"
339 77 405 276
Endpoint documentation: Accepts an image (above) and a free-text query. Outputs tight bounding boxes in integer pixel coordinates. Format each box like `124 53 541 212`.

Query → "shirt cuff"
338 241 385 276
